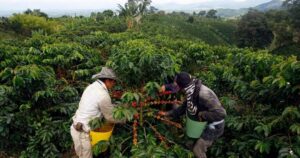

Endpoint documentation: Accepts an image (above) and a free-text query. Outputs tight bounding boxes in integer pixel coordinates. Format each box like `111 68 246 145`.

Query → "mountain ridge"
217 0 284 18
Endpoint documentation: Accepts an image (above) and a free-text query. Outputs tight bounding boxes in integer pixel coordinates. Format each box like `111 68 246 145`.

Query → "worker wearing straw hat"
70 67 123 158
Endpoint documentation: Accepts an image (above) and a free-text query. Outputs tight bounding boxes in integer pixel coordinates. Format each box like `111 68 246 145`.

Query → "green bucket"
186 115 207 138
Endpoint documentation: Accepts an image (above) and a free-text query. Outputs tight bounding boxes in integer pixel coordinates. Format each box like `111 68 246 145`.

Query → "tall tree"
284 0 300 30
283 0 300 43
206 9 217 18
118 0 152 29
236 9 274 49
265 10 293 48
24 9 48 19
187 16 194 23
198 10 206 17
0 17 10 30
102 10 114 17
118 0 151 17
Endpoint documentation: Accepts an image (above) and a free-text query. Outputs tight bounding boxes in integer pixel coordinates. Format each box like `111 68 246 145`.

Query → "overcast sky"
0 0 272 10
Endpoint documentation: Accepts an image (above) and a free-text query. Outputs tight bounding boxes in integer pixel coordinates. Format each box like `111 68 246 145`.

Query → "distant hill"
0 9 103 17
216 8 249 18
254 0 284 11
217 0 284 18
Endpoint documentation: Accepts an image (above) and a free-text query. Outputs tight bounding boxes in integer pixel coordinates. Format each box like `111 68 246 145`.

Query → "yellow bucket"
89 123 114 146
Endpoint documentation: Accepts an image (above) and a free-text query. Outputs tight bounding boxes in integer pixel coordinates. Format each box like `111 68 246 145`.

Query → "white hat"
92 67 117 80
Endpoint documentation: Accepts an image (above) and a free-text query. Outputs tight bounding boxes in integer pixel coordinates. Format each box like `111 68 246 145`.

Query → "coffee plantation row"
0 28 299 157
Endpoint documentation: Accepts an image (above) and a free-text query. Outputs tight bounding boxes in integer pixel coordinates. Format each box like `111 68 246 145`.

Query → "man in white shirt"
70 67 122 158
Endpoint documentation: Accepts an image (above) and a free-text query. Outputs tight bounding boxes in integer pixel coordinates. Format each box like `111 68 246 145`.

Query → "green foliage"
255 140 271 154
110 127 193 158
75 31 110 48
121 91 143 103
130 143 166 157
107 39 181 87
271 44 300 59
187 16 194 23
181 42 218 73
198 10 206 17
279 147 299 158
24 9 49 19
143 82 160 99
89 117 105 131
93 140 110 156
284 0 300 32
206 9 218 19
113 106 137 121
236 9 274 49
290 124 300 135
265 9 293 49
9 14 59 36
0 32 103 157
118 0 151 17
1 10 300 158
141 14 237 45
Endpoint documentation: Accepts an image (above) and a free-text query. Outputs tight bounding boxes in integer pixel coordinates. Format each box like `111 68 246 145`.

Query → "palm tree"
117 0 151 29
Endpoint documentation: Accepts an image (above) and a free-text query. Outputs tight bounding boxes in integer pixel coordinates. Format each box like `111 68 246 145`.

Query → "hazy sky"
0 0 272 10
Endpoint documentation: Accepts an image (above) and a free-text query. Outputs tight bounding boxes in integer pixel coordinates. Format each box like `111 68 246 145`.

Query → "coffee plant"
0 17 299 158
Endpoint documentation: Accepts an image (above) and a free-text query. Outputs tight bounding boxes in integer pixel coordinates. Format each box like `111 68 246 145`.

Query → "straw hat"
92 67 117 80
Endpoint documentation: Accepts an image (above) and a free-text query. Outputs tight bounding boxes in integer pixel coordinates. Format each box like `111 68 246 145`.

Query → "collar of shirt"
97 80 108 92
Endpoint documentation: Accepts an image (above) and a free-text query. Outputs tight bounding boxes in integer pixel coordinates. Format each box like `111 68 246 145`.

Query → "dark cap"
174 72 191 89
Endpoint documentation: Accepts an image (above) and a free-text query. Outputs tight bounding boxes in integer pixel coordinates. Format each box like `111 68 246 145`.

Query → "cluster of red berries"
131 100 181 108
149 124 166 143
133 120 138 145
154 115 182 129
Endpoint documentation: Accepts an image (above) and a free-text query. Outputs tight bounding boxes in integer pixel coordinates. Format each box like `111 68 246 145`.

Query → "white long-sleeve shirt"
72 80 118 132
